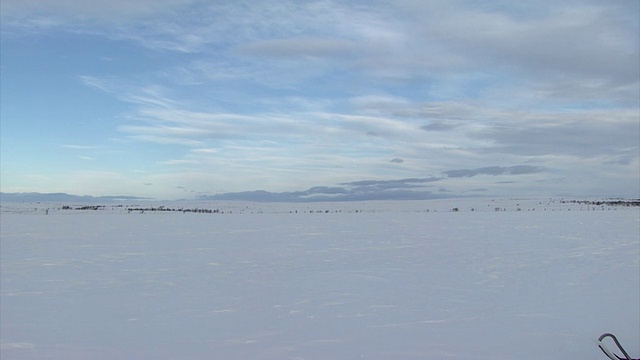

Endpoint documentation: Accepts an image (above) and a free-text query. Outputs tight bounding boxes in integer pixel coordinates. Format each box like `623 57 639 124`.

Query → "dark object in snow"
598 333 638 360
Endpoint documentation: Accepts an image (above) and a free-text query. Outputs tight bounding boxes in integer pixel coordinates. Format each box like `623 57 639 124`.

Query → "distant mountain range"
0 192 151 203
0 186 451 203
0 190 449 203
1 169 559 203
1 178 456 203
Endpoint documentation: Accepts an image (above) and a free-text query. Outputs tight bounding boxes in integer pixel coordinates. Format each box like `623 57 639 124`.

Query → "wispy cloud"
159 159 199 166
1 0 194 22
420 121 461 132
474 109 640 158
444 166 546 178
61 144 99 150
236 37 356 59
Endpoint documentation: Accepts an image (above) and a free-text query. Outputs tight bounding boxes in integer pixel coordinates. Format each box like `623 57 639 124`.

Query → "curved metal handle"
598 333 635 360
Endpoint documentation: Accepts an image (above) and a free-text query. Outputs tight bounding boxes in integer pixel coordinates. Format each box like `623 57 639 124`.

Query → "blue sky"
1 0 638 201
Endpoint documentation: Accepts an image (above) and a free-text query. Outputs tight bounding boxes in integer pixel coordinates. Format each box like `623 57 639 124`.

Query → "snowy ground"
1 198 638 359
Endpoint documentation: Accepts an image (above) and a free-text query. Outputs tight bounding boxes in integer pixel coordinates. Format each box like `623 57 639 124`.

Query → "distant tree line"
54 198 640 215
62 205 104 210
61 205 224 213
126 206 223 214
560 199 640 207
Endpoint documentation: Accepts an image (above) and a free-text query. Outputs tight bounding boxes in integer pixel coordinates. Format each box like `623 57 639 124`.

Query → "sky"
1 0 638 201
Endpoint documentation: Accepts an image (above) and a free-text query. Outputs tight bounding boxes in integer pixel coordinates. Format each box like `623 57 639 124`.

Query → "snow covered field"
1 198 638 359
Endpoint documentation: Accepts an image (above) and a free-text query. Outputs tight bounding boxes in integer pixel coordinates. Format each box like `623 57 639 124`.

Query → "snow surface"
1 198 638 359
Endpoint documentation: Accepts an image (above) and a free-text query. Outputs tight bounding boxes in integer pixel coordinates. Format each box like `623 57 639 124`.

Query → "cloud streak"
443 166 546 178
199 177 445 202
197 172 547 202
